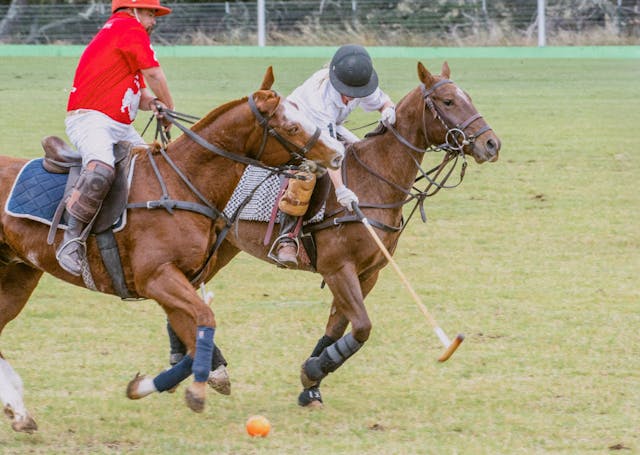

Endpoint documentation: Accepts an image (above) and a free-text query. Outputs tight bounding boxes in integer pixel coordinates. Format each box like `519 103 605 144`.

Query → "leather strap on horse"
96 230 139 300
126 149 223 221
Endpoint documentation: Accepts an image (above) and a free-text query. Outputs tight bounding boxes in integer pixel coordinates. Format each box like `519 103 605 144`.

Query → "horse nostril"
487 139 497 152
332 156 343 169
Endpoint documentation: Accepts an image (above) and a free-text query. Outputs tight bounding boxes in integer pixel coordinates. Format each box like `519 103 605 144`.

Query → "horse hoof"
126 372 151 400
4 406 38 434
207 365 231 396
185 382 206 413
298 387 323 408
300 359 321 389
11 415 38 433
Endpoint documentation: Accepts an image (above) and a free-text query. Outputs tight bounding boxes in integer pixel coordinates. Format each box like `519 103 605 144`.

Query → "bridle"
246 94 321 163
385 78 493 195
334 78 494 233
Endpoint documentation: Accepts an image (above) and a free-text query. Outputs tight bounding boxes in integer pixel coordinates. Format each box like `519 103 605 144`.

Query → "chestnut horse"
205 62 501 407
0 68 344 433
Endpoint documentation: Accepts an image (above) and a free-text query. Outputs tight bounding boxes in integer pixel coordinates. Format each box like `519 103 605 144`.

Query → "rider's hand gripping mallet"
353 204 464 362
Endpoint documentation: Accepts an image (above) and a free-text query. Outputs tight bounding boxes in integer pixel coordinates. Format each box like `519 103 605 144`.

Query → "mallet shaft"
354 206 463 362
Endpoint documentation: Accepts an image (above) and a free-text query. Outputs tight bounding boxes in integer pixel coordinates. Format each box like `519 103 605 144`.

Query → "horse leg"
299 263 372 398
165 321 230 395
126 263 216 413
299 270 380 407
0 263 43 432
297 311 348 407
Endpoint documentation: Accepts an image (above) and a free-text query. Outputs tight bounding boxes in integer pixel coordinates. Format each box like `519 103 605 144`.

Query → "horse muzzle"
472 132 501 164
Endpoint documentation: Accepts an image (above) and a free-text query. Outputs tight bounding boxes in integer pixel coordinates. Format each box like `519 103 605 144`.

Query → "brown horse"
203 62 501 407
0 68 344 433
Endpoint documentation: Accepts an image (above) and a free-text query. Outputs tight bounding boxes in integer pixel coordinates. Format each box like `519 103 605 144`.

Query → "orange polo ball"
246 415 271 437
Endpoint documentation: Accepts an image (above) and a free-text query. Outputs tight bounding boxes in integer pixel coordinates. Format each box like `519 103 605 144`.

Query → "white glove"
335 186 359 211
380 106 396 126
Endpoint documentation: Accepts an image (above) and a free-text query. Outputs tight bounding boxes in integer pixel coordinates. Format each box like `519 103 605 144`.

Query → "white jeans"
65 110 145 167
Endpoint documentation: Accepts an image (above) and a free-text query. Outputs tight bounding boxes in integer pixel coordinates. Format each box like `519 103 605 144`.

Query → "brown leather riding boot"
275 239 298 268
274 213 299 268
56 160 115 276
56 215 86 276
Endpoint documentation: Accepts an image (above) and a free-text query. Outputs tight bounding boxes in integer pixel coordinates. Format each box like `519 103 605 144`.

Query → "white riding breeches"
65 109 145 167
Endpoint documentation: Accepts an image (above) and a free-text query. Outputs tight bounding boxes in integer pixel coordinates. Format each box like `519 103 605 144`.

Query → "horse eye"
287 125 300 135
443 99 454 106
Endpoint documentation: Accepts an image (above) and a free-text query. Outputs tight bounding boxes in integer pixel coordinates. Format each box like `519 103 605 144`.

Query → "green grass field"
0 54 638 454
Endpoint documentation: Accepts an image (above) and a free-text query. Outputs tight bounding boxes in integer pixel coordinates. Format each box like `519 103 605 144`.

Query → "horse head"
417 62 501 164
244 67 344 170
174 67 344 172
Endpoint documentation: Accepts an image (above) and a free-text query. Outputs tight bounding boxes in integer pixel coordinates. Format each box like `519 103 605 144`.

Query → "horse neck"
346 87 428 206
163 103 254 206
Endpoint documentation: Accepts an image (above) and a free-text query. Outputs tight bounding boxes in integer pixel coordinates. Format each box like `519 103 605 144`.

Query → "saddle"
42 136 136 235
41 136 146 299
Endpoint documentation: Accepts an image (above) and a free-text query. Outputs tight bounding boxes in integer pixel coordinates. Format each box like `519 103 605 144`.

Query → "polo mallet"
353 204 464 362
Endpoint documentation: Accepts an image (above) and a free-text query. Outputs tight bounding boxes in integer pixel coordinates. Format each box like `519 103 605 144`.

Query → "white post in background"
537 0 546 47
257 0 266 47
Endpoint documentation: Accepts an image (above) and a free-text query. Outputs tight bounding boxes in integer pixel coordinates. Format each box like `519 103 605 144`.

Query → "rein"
153 92 319 173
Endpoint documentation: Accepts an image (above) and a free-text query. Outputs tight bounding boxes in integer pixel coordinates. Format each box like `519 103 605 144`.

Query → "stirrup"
55 237 86 276
268 235 299 268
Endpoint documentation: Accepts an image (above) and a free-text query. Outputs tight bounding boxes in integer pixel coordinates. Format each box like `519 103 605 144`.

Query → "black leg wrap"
304 333 363 382
310 335 336 357
211 344 228 369
298 387 323 407
167 321 186 354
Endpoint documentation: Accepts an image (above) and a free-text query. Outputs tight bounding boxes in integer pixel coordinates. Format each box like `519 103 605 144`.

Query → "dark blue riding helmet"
329 44 379 98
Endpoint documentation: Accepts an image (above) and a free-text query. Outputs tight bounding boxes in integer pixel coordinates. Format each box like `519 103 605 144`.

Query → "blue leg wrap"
153 355 193 392
193 326 215 383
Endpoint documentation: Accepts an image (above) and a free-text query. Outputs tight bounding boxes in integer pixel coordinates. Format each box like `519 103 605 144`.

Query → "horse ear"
442 61 451 79
260 66 275 90
253 90 279 117
417 61 436 88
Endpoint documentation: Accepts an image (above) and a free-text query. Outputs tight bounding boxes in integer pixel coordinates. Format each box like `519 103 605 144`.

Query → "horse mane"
190 97 248 133
165 96 248 150
361 87 419 142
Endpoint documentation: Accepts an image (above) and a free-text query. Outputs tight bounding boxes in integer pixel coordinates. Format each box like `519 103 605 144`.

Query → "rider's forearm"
141 67 174 111
328 168 345 190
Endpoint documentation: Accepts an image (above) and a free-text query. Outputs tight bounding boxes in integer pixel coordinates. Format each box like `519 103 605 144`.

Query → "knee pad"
66 160 115 222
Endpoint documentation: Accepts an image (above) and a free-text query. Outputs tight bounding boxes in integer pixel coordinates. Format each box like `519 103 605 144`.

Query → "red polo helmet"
112 0 172 16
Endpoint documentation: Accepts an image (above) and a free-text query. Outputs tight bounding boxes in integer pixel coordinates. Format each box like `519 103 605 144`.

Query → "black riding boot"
275 213 299 268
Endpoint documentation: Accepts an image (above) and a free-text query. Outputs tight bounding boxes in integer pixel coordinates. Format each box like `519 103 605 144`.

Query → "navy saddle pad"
5 158 69 226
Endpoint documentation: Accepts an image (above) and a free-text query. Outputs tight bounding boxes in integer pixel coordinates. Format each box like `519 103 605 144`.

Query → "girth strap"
127 199 219 219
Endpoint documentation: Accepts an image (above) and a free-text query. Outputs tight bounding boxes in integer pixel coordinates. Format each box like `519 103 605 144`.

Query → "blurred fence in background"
1 0 638 46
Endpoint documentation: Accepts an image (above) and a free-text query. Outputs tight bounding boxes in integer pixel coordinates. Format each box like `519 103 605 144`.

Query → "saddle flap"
93 142 135 233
